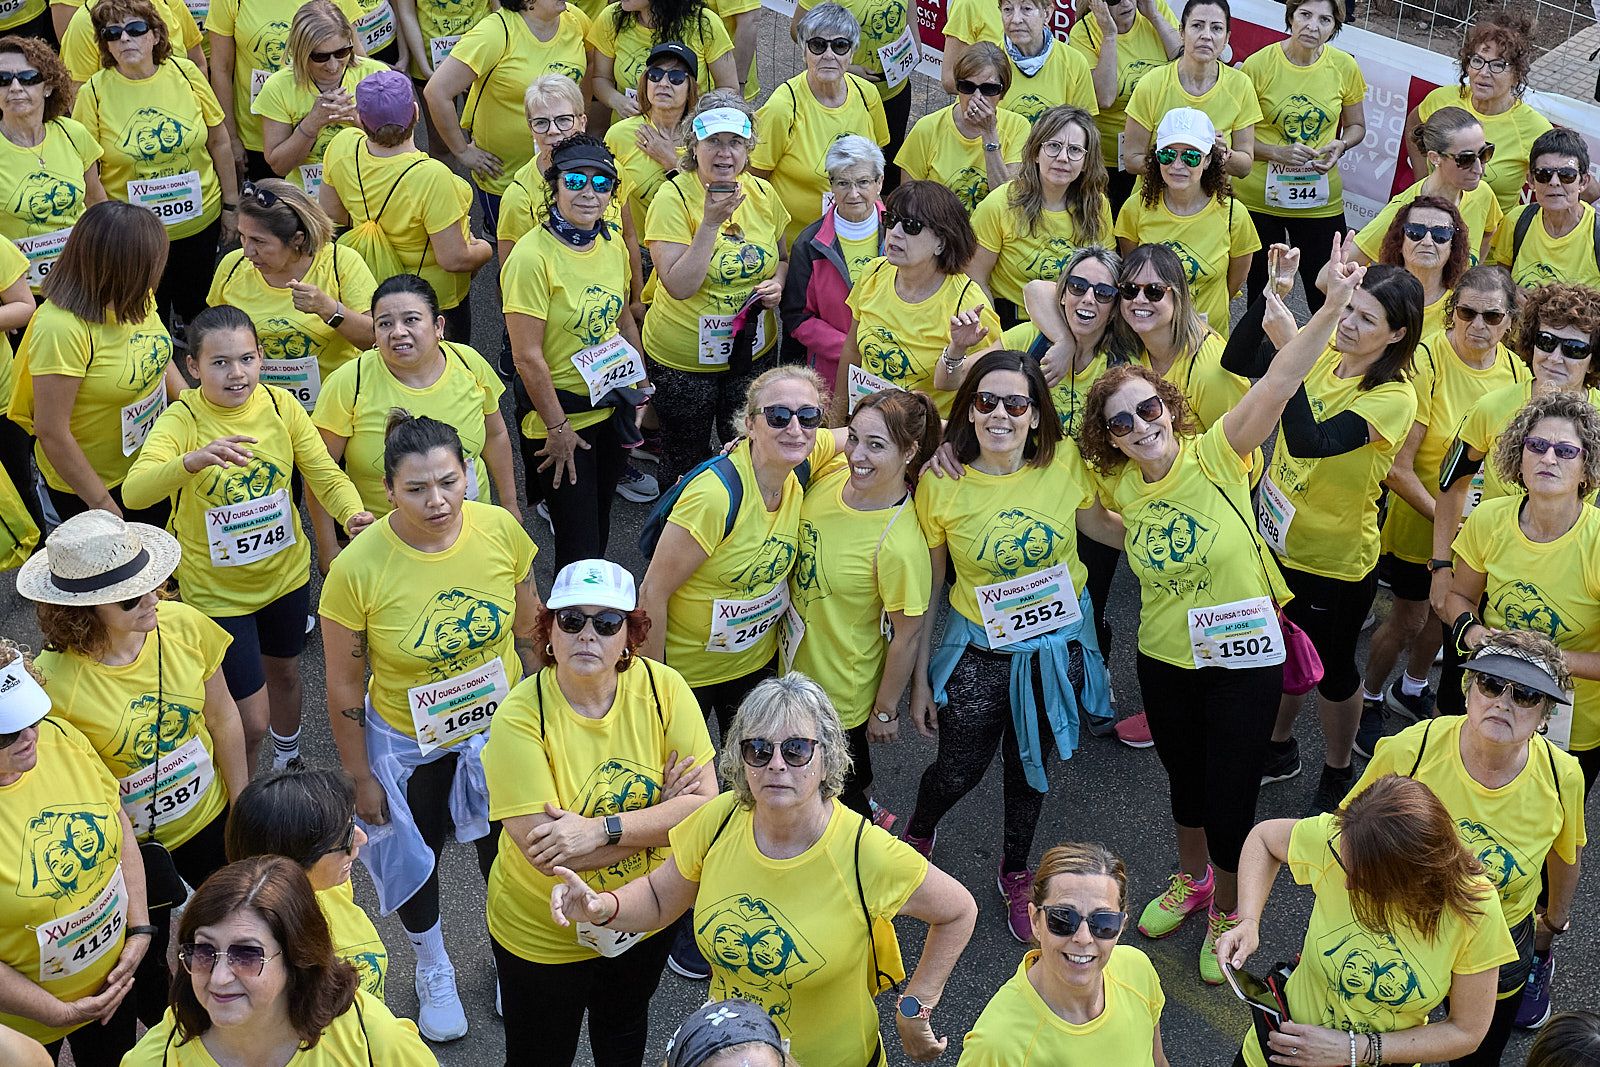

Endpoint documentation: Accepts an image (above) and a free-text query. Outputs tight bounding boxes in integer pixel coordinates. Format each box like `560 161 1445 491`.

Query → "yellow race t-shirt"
0 117 102 293
1124 59 1263 142
60 0 203 82
1264 349 1417 581
0 0 45 31
408 0 493 80
671 792 928 1067
1489 203 1600 290
1416 87 1552 214
1001 323 1146 437
483 658 716 963
1145 331 1245 431
1239 812 1516 1067
791 462 930 727
0 239 25 390
1453 381 1600 509
1356 177 1504 268
838 233 880 283
317 878 388 998
896 104 1030 212
942 0 999 45
36 601 231 851
972 181 1114 307
318 501 536 735
1113 192 1259 334
1236 43 1366 219
311 342 504 518
588 3 732 118
123 992 435 1066
205 0 361 151
962 946 1164 1066
606 115 675 226
846 257 1001 417
1068 1 1179 165
796 0 914 103
349 0 398 55
1351 716 1586 926
251 56 391 197
496 156 625 249
1002 42 1098 125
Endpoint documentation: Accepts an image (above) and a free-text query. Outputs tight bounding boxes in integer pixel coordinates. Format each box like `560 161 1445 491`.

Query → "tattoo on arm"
338 706 364 725
351 631 367 658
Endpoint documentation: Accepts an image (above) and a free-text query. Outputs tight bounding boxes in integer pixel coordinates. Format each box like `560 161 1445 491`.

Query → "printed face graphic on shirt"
696 893 825 1023
1010 94 1049 123
791 520 830 605
568 285 625 348
546 61 584 84
20 807 114 899
347 949 386 996
250 24 292 71
202 457 288 504
725 535 799 594
1161 240 1206 285
125 331 174 389
1023 238 1077 284
949 166 989 213
1315 922 1433 1030
576 758 663 884
260 318 319 362
975 508 1068 579
1457 818 1531 895
120 107 191 163
1118 59 1161 103
109 695 201 775
403 587 513 675
1128 498 1218 595
1513 262 1562 288
1274 95 1332 144
710 233 772 292
862 0 905 46
11 172 83 224
860 324 914 383
1490 580 1578 643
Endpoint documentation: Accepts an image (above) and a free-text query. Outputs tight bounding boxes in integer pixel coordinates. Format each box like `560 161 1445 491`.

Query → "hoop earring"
617 646 634 673
544 643 554 659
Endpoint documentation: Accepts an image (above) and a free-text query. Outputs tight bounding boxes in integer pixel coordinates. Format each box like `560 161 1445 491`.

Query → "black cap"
646 41 699 78
550 139 619 180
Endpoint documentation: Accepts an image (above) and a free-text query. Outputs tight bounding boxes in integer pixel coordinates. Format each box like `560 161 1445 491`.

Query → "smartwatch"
604 814 623 846
1426 558 1453 573
324 306 346 329
897 993 933 1021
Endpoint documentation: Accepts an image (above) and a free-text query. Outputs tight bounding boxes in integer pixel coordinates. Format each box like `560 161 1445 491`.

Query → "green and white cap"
548 559 636 612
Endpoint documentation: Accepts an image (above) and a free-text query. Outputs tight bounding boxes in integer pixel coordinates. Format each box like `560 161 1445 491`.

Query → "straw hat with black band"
16 510 180 607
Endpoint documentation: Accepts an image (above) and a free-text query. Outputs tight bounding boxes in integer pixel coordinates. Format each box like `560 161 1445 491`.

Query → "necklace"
1 122 46 168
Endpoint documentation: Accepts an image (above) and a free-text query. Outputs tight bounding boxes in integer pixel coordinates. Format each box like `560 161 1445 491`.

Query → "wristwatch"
603 814 623 846
1427 558 1453 572
897 993 933 1021
983 141 1001 153
324 306 346 329
875 710 896 724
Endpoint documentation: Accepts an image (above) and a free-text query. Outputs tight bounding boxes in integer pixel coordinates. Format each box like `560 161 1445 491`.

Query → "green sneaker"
1201 906 1241 985
1137 867 1214 939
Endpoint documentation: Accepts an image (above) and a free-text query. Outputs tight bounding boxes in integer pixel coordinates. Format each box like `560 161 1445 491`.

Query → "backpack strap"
1406 717 1434 778
1512 203 1539 265
355 993 374 1067
1541 734 1562 806
642 658 664 728
853 812 894 994
1590 208 1600 277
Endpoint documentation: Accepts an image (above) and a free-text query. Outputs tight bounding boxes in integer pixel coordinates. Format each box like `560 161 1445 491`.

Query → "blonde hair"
742 365 828 423
238 178 334 260
524 75 584 122
288 1 355 93
716 674 852 807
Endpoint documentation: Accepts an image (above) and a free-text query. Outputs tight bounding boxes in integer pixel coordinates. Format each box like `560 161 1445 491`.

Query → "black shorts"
1278 562 1379 703
214 582 312 699
1378 552 1431 602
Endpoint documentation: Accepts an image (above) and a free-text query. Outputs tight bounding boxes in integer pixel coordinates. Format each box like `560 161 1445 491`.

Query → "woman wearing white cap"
483 558 717 1066
0 637 153 1067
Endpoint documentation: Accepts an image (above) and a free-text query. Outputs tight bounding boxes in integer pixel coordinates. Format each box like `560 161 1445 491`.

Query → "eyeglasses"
554 607 628 636
1401 221 1455 244
739 736 820 768
0 69 43 86
530 113 578 134
311 819 358 861
645 65 690 85
760 404 825 429
1533 165 1581 186
309 44 353 63
1523 436 1584 461
1106 395 1165 436
1118 281 1172 302
1443 143 1495 169
805 36 853 55
1155 146 1206 168
1041 139 1087 161
828 176 878 192
1470 672 1547 709
98 19 150 40
1466 53 1510 74
972 391 1033 416
956 78 1005 97
1064 274 1117 304
1453 304 1507 326
1535 331 1593 360
560 171 615 195
883 211 925 236
240 181 279 209
178 942 283 977
1040 905 1126 940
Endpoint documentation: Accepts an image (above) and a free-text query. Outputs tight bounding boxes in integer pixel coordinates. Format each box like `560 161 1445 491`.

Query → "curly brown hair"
1377 195 1468 292
1140 140 1230 208
1513 283 1600 389
533 608 651 672
1078 364 1197 475
1491 389 1600 498
91 0 173 69
35 602 111 659
0 639 44 687
1457 11 1533 98
0 35 73 120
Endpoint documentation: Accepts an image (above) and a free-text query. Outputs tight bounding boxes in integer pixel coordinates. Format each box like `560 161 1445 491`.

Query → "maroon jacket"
779 203 885 387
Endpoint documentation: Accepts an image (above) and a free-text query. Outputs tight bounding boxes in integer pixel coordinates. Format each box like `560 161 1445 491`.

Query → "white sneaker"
415 963 468 1041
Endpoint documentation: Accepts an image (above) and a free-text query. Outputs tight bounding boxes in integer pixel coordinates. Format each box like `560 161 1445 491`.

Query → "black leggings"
691 660 777 743
1245 210 1348 311
43 993 138 1067
527 416 628 569
881 86 913 192
1107 169 1138 216
395 750 500 933
839 720 874 819
155 218 220 335
644 357 767 490
442 297 473 346
491 926 673 1067
0 414 42 529
135 810 231 1026
1078 530 1121 664
1136 652 1281 873
1278 562 1379 703
45 482 171 531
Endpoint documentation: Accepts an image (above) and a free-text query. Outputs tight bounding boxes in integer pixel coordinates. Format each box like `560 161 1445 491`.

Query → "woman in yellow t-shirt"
1490 129 1600 292
76 0 237 332
838 180 1002 419
1080 259 1359 984
122 305 372 771
970 106 1113 314
1217 776 1517 1067
58 0 206 84
793 0 915 171
962 843 1169 1066
1340 195 1466 339
0 39 106 294
122 857 436 1067
1351 633 1587 1066
896 43 1028 213
605 40 698 233
483 558 718 1065
225 766 390 1000
206 178 377 408
551 674 979 1067
20 511 247 1030
588 0 737 121
996 0 1097 127
9 201 182 526
319 411 540 1042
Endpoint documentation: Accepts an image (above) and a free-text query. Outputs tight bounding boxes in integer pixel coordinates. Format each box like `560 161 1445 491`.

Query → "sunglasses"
0 728 25 750
1155 146 1206 168
530 113 578 134
309 44 353 63
178 942 283 977
1470 672 1547 709
240 181 279 209
883 211 925 237
1535 331 1593 360
560 171 615 195
1106 394 1165 436
1454 304 1507 326
1040 905 1126 940
1118 281 1171 302
760 404 825 429
1533 165 1581 186
973 391 1033 416
956 78 1005 97
1065 274 1117 304
1466 53 1510 74
805 36 853 55
555 607 628 636
0 69 43 86
114 593 147 612
1401 221 1455 244
739 736 820 768
646 65 690 85
1523 436 1584 461
1041 139 1087 161
98 19 150 40
312 819 357 860
1443 143 1495 169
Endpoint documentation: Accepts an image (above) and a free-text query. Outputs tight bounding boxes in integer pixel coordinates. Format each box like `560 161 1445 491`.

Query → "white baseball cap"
1155 107 1218 152
547 559 637 612
0 653 50 733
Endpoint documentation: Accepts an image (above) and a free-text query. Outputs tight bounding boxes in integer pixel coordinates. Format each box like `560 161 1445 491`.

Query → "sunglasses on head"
1453 304 1506 326
178 942 282 977
1106 395 1164 436
956 78 1004 97
555 607 628 636
883 211 925 236
530 113 578 134
972 391 1033 416
309 44 353 63
1154 146 1206 168
1040 905 1126 940
0 69 43 86
805 36 853 55
1401 221 1455 244
1523 436 1584 461
1535 331 1593 360
1470 672 1547 709
560 171 615 195
98 19 150 39
646 65 690 85
739 736 820 769
240 181 279 209
759 404 825 429
1443 142 1495 169
1064 274 1117 304
1534 165 1581 186
1118 281 1171 303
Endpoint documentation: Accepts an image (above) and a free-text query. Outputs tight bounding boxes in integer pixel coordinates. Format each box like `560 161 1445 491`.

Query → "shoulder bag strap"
642 658 663 728
1204 473 1282 608
1406 717 1434 778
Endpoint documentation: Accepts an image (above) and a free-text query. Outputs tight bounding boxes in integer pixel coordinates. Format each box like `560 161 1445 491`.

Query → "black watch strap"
604 814 623 846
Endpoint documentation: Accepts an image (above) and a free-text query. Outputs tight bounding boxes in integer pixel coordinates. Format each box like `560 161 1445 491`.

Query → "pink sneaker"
1138 866 1215 938
868 798 897 833
1115 712 1154 749
997 866 1034 943
902 828 936 858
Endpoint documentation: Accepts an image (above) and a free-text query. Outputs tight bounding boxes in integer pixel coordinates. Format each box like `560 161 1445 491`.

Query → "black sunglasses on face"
882 211 925 236
1064 274 1117 304
309 44 353 63
0 728 24 749
739 736 820 769
956 78 1004 97
178 942 282 977
805 36 853 55
240 181 279 209
311 819 357 861
760 404 824 429
1523 436 1584 461
115 593 146 612
1470 672 1547 708
1401 221 1455 244
555 607 628 636
0 69 43 86
98 19 150 39
1040 905 1126 940
1534 165 1581 186
1535 330 1593 360
1443 143 1495 169
1454 304 1506 326
973 391 1033 416
1106 394 1164 436
1118 281 1171 303
1154 146 1206 168
646 65 690 85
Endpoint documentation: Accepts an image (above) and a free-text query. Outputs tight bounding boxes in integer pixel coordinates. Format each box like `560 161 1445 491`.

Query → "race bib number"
1265 163 1330 210
206 489 295 567
1116 132 1125 171
183 0 208 24
1256 474 1295 555
0 0 27 17
118 736 215 837
876 26 917 89
697 311 767 366
429 34 462 68
129 171 203 227
259 353 321 409
249 68 272 103
1462 469 1484 519
354 0 396 52
975 564 1082 649
573 335 645 404
407 657 509 753
120 386 165 456
777 603 805 673
37 867 127 982
465 457 481 501
298 162 323 197
847 364 901 414
707 585 788 653
1543 696 1575 751
576 921 645 957
1188 596 1286 669
17 227 70 289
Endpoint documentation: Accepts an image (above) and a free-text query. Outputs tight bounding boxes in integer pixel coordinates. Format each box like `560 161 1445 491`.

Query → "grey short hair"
796 2 861 47
825 134 884 179
717 673 852 807
681 90 759 169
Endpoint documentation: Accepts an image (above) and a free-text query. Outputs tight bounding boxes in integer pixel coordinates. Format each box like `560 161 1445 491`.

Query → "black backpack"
637 454 810 559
